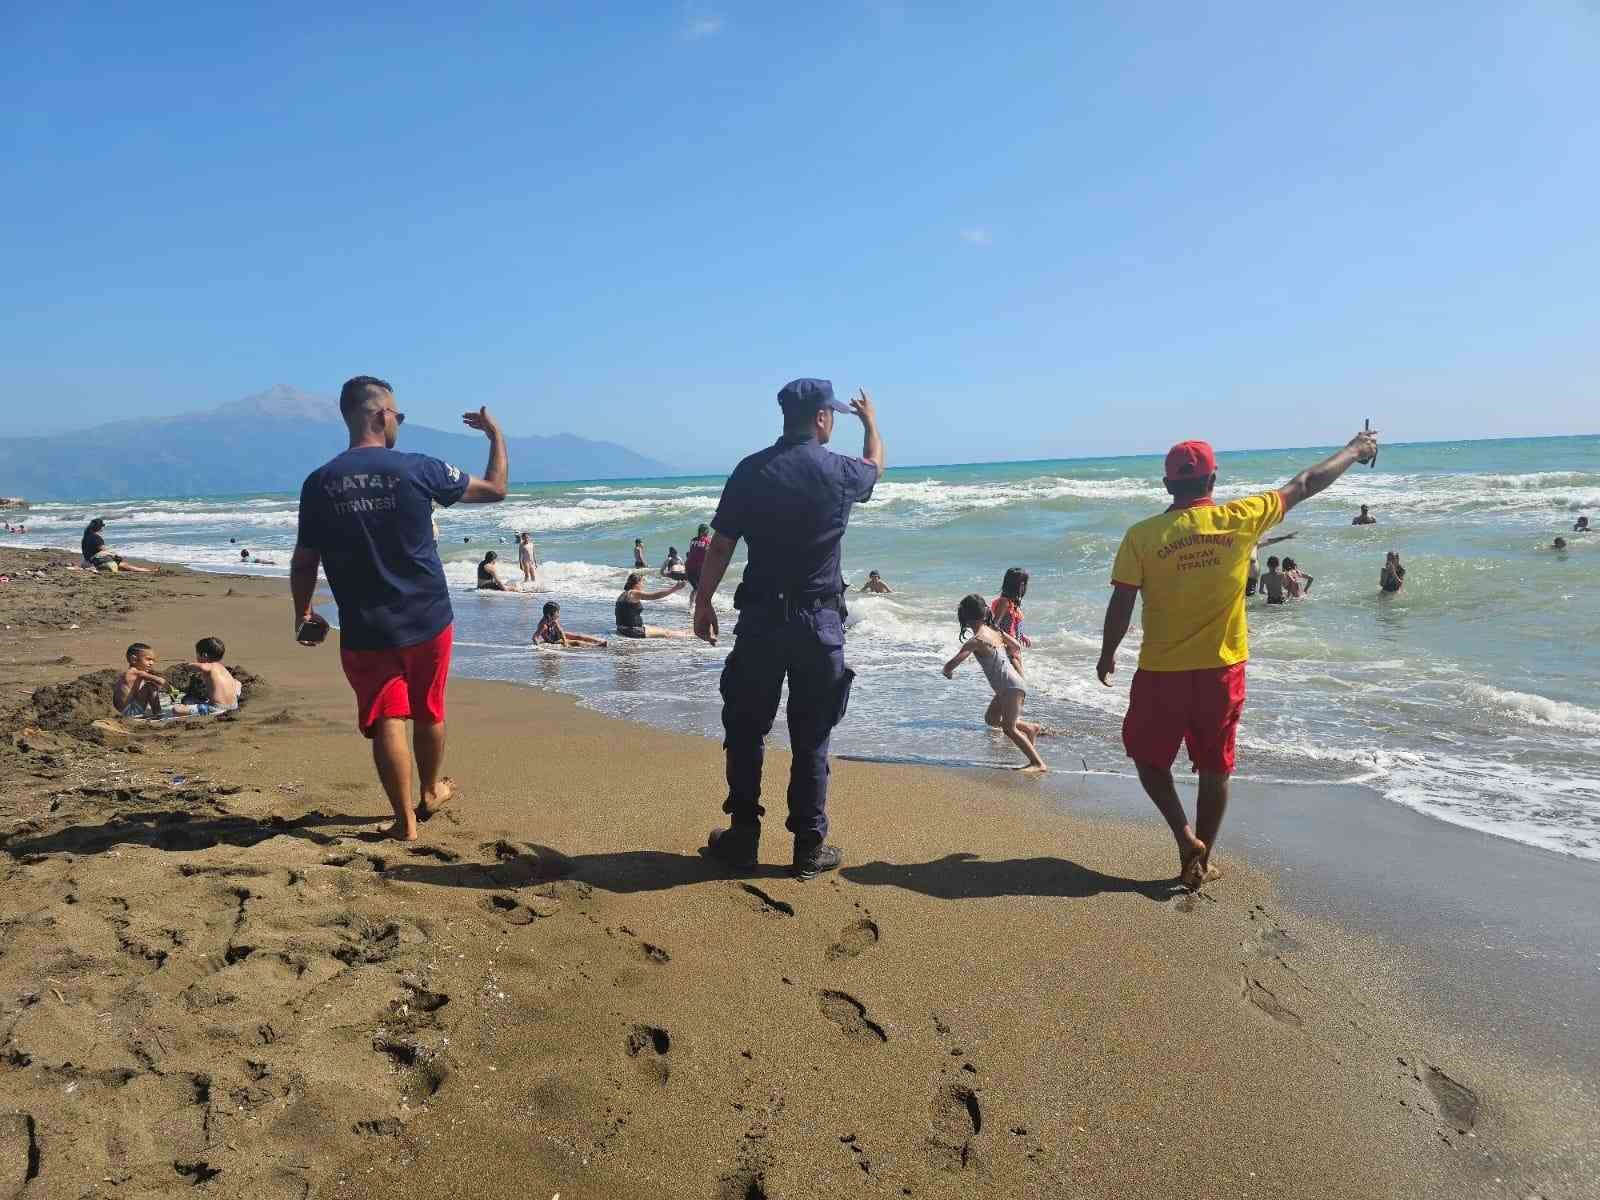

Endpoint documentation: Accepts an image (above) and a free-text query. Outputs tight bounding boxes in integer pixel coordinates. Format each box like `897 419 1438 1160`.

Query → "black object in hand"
296 619 329 645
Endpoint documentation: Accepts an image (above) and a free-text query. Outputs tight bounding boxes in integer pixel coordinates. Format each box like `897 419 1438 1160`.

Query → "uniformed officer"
692 379 885 879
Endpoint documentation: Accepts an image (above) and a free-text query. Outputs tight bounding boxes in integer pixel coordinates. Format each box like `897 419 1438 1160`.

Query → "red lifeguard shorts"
339 624 453 738
1122 663 1247 775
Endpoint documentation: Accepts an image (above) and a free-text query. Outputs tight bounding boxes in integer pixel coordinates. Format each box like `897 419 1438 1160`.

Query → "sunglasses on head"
385 408 405 424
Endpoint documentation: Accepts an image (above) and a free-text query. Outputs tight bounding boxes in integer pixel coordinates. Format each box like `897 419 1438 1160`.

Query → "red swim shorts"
339 624 453 738
1122 662 1247 775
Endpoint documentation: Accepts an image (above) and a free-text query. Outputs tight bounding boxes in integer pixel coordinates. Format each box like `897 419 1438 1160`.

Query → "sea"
10 435 1598 863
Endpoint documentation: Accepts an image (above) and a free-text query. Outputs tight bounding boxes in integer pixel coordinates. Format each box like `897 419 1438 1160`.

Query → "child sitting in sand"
172 637 241 716
114 642 170 718
942 593 1046 771
533 601 607 648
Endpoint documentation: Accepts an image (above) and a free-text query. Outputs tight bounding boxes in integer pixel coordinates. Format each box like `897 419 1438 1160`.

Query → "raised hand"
462 407 502 437
1349 427 1379 464
849 388 875 423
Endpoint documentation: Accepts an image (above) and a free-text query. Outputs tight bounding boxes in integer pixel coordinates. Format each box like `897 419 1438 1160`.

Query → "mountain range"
0 387 676 500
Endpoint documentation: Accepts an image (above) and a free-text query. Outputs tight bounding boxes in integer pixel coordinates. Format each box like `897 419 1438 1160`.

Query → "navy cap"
777 378 852 414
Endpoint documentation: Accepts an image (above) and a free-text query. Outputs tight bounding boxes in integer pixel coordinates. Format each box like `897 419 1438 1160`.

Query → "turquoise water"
15 434 1599 860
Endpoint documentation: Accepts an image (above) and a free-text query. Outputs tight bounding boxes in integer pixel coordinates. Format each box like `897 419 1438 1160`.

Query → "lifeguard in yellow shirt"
1097 430 1379 889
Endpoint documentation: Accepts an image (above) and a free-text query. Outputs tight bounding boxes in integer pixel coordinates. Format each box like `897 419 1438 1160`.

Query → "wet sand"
0 548 1594 1199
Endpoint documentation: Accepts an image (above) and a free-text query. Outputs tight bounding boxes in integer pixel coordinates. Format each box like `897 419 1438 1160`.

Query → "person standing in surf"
290 376 508 841
1095 430 1378 888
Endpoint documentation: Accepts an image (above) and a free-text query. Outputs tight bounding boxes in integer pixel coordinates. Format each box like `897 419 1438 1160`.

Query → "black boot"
705 826 759 870
792 841 842 881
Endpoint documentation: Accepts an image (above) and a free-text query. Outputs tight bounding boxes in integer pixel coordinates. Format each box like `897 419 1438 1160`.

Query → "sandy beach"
0 548 1594 1199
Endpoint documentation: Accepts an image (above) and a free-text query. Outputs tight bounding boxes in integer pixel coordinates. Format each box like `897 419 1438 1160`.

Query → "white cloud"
960 226 993 247
683 12 724 39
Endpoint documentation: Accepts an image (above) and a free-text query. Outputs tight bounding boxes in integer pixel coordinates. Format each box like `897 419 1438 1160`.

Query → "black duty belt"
734 585 844 615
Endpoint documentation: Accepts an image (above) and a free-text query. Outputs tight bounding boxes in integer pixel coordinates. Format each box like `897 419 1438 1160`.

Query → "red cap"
1164 440 1217 480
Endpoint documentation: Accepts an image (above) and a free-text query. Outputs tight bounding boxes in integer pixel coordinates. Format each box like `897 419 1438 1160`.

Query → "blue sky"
3 2 1597 472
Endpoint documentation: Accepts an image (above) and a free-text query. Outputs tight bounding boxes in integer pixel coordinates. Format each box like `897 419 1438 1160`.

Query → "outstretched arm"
1096 586 1138 685
692 533 738 644
1278 431 1378 512
1261 532 1297 547
942 642 975 678
639 582 684 601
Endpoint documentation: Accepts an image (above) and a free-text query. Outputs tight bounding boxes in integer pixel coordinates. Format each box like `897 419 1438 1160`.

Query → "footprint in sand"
1398 1057 1480 1134
485 894 560 925
1242 977 1303 1028
931 1083 982 1139
733 882 794 917
611 925 671 964
825 918 879 961
818 991 887 1043
405 845 459 863
625 1024 671 1085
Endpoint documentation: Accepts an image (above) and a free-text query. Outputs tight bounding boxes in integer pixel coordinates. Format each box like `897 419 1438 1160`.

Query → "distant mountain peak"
215 385 338 422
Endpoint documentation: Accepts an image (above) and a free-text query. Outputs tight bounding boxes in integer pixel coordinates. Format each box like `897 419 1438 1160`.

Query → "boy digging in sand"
172 637 242 716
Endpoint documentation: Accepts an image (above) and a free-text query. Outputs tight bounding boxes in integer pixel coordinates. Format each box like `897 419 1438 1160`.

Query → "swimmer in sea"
1282 556 1313 598
1379 551 1405 593
1552 537 1568 552
1574 516 1590 533
860 570 893 593
533 601 606 648
1352 504 1376 525
1246 532 1296 597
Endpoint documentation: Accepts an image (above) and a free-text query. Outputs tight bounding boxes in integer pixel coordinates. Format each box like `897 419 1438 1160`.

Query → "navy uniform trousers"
719 600 855 847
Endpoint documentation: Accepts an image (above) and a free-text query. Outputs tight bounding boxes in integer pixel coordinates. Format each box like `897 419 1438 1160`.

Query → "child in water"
943 593 1046 771
989 567 1032 667
533 601 607 648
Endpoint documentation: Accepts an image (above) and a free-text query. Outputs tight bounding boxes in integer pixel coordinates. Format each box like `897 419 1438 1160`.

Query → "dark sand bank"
0 549 1594 1199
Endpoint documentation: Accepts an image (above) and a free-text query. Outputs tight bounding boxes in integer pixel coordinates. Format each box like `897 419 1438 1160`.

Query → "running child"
533 601 607 648
943 593 1046 771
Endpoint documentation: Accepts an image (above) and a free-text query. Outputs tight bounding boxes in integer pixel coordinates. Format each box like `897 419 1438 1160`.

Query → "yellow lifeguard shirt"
1110 491 1284 671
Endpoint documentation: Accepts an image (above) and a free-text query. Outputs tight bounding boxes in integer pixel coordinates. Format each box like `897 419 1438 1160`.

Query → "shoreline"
1 551 1596 1197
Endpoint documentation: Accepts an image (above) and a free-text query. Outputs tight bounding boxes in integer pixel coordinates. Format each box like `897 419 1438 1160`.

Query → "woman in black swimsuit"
614 573 693 638
476 551 508 591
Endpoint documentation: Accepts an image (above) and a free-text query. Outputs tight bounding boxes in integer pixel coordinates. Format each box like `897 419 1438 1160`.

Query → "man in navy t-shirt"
691 378 885 880
290 375 508 841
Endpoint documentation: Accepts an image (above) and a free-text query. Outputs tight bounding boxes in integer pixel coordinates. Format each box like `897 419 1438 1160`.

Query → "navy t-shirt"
296 446 469 651
711 434 877 598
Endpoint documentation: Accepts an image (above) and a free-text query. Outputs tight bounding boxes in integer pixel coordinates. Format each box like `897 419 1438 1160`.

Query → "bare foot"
1179 837 1209 889
1197 861 1223 885
417 777 456 822
1020 762 1048 774
380 820 419 842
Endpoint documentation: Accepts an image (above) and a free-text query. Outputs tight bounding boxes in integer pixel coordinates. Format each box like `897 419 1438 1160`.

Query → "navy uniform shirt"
712 434 878 599
296 446 469 650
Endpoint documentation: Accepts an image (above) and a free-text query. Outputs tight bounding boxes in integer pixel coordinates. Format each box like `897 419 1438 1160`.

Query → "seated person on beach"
860 569 893 593
533 600 607 648
114 643 169 718
1379 551 1406 593
81 518 155 574
1259 556 1287 604
1282 556 1313 598
1352 504 1377 525
615 573 692 638
172 637 242 716
1575 516 1590 533
633 538 647 568
476 550 508 590
660 547 686 580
